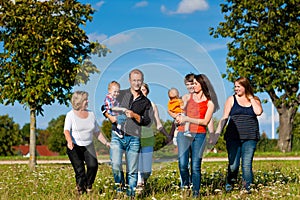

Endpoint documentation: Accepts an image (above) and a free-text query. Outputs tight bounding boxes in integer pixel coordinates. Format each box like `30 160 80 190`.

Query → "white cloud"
258 111 279 125
105 32 135 46
134 1 148 8
161 0 209 15
88 33 108 42
202 42 227 52
160 5 167 13
96 1 105 8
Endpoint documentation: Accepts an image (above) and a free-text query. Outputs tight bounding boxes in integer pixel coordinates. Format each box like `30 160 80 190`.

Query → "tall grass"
0 160 299 199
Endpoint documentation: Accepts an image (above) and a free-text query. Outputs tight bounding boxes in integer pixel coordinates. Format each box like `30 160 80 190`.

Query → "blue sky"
0 0 279 138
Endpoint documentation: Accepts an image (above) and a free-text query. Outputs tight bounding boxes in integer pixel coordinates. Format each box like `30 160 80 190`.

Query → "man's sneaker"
183 131 192 137
113 130 123 138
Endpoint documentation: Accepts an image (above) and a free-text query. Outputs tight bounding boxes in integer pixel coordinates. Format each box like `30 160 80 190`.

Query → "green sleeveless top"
140 126 155 147
140 102 155 147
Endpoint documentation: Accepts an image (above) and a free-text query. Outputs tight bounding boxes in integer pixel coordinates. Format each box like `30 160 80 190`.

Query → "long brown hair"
194 74 219 113
235 77 256 100
142 83 150 95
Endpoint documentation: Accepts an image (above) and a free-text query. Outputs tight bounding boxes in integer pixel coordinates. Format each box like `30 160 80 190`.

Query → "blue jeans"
110 132 140 196
138 146 153 184
177 132 206 196
226 139 257 190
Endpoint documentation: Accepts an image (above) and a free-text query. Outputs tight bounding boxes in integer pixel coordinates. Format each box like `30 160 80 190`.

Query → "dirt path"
0 157 299 165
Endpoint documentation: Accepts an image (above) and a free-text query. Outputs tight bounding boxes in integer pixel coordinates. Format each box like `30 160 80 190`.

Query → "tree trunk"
29 107 36 171
277 107 295 152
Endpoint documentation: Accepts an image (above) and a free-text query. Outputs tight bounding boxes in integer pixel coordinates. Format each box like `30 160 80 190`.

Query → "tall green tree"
47 115 66 155
0 0 110 170
0 115 21 156
210 0 300 152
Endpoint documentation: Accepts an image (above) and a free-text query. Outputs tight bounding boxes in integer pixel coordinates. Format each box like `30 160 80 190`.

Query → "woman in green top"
137 83 170 188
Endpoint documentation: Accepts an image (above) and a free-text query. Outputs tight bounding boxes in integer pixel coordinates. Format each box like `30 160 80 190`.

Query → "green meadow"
0 158 299 200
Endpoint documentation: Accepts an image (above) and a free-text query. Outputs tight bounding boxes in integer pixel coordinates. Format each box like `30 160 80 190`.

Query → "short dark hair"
184 73 195 84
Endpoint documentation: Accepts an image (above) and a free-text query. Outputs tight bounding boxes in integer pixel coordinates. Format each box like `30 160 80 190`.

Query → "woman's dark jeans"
226 139 257 191
67 143 98 193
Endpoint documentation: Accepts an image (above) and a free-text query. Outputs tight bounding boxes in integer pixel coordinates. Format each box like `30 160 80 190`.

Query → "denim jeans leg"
125 135 140 196
241 140 257 190
85 144 98 189
138 146 153 183
226 140 241 184
177 131 192 188
191 133 206 196
67 145 87 191
110 133 125 188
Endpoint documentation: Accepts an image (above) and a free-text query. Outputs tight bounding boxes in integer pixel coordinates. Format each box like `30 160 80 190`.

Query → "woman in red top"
176 74 218 198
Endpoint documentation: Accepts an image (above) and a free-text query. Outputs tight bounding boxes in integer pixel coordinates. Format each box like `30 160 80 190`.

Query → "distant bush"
256 133 279 152
256 131 300 152
292 137 300 151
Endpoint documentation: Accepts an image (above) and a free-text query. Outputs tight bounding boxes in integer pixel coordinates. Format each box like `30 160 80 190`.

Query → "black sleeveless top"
224 95 260 141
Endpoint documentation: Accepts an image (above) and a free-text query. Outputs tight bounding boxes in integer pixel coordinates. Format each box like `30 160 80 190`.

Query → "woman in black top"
216 77 263 193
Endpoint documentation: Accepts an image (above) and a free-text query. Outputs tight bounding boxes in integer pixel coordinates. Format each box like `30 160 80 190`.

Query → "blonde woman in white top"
64 91 110 195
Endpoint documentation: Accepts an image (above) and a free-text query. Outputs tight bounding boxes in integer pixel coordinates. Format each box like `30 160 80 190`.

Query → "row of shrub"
214 134 300 153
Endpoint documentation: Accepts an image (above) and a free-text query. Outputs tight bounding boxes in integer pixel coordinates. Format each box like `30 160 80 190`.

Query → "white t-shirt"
64 110 100 146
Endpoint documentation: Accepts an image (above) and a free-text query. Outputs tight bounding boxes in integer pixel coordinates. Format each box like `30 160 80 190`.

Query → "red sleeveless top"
178 94 208 133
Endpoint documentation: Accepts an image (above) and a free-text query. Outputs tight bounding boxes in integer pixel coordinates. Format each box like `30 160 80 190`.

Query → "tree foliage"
292 112 300 137
20 123 30 145
210 0 300 152
0 115 21 156
0 0 110 168
292 112 300 151
0 0 109 113
47 115 66 155
100 119 112 141
37 129 50 145
154 119 173 151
